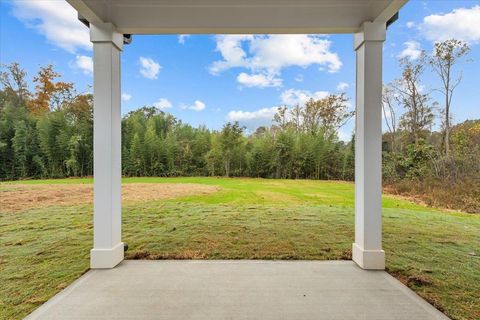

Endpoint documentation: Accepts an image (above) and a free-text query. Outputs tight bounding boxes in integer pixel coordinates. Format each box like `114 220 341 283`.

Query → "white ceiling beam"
66 0 408 34
66 0 104 25
373 0 408 24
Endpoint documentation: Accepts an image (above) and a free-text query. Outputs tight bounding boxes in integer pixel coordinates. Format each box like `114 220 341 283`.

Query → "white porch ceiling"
66 0 407 34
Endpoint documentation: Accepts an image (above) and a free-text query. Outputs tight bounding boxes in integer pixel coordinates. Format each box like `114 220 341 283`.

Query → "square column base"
91 242 124 269
352 243 385 270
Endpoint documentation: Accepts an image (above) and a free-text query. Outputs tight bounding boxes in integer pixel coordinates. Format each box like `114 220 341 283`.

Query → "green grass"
0 177 479 320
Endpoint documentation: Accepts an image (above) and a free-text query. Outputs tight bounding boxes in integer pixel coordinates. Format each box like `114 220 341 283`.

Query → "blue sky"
1 0 479 139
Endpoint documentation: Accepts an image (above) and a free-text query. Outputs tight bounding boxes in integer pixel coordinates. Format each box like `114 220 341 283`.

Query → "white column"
352 21 386 270
90 23 124 269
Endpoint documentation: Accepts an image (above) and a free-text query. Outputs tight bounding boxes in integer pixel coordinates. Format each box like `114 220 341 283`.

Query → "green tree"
12 120 28 177
219 122 243 177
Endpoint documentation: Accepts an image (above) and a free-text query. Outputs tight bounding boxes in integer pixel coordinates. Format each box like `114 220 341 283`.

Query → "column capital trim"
354 21 386 51
90 22 124 51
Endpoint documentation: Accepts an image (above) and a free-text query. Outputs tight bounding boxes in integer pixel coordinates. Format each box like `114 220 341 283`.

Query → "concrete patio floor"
26 260 448 320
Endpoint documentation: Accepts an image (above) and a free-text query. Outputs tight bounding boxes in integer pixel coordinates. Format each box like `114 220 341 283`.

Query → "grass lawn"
0 177 479 320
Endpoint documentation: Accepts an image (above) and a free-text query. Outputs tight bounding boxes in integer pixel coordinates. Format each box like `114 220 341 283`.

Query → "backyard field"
0 177 479 320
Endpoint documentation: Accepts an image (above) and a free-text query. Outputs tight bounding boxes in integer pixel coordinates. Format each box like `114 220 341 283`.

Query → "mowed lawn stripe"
0 177 478 320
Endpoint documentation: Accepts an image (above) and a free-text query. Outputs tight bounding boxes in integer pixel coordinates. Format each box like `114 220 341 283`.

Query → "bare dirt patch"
0 183 219 212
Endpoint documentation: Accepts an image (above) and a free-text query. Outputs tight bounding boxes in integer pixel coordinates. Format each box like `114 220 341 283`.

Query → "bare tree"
0 62 29 105
392 56 435 144
300 94 353 137
273 106 289 131
317 93 353 139
382 85 398 151
428 39 470 156
289 104 302 133
302 98 320 134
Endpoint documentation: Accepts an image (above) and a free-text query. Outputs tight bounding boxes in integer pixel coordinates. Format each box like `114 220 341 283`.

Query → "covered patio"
25 0 449 318
26 261 448 320
69 0 407 271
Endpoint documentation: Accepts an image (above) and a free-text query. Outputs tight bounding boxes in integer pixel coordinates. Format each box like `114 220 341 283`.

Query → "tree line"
0 39 478 211
380 39 476 181
122 99 354 180
1 64 93 179
380 39 479 212
0 62 354 180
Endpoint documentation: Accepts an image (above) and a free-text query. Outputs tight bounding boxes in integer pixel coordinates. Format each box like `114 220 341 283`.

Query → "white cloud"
178 34 190 44
280 89 329 106
236 72 282 88
209 35 253 74
406 21 415 29
153 98 172 110
336 82 349 91
11 0 91 53
227 107 277 130
294 74 304 82
139 57 161 79
420 5 480 43
228 107 277 122
398 41 423 60
209 35 342 85
72 55 93 75
121 93 132 102
183 100 206 111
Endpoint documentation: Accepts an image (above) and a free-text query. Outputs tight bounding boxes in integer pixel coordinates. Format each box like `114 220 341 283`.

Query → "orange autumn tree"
28 65 74 115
